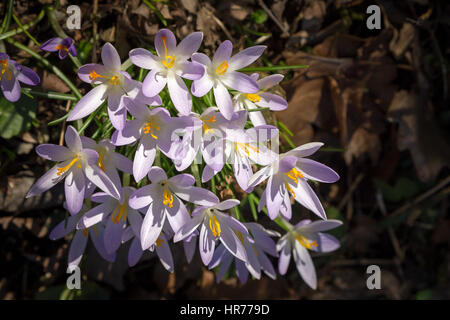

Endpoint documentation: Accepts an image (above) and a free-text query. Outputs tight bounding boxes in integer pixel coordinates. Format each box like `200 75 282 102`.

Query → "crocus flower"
209 223 279 284
210 118 278 192
174 199 248 265
191 41 265 120
40 37 77 59
129 29 204 115
234 73 288 127
81 186 143 255
112 99 190 182
129 167 218 250
248 142 340 220
277 219 342 289
68 42 161 129
80 137 133 195
26 126 121 215
49 204 115 268
0 52 40 102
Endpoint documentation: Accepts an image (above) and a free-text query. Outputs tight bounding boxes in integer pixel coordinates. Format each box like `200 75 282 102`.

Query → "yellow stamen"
89 70 106 81
98 152 106 172
285 167 303 184
156 237 165 247
216 61 228 75
202 115 216 134
163 187 174 208
294 233 318 250
235 142 260 157
109 75 120 85
111 202 127 224
246 93 261 102
285 181 296 201
234 230 244 244
0 59 12 81
57 156 81 176
209 215 221 237
142 121 160 139
56 44 69 52
161 36 175 68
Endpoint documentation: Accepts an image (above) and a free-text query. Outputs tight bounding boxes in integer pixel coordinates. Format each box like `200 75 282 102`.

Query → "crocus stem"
142 0 167 27
239 65 309 72
191 163 202 187
0 9 45 41
247 107 270 112
0 0 14 34
12 14 40 46
6 38 83 99
21 88 77 101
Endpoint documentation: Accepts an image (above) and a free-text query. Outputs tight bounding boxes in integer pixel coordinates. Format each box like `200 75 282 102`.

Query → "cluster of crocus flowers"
25 29 343 290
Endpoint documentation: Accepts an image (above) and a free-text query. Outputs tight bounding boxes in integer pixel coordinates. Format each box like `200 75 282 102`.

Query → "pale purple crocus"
0 52 40 102
174 199 248 266
129 167 218 250
49 204 115 268
26 126 121 215
248 142 340 220
277 219 342 289
80 186 143 255
68 42 161 130
40 37 77 59
209 222 279 284
80 137 133 196
234 73 288 126
112 99 190 182
191 41 266 120
129 29 204 115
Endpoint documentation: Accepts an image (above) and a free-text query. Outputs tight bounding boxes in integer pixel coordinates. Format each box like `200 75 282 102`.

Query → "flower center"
142 120 160 139
56 44 69 52
234 142 259 157
0 58 12 81
202 115 216 134
161 36 175 69
294 232 318 250
162 186 174 208
284 167 303 200
215 61 228 75
57 156 81 176
156 237 165 247
89 70 120 85
209 215 221 237
246 93 261 103
98 152 106 172
111 202 127 224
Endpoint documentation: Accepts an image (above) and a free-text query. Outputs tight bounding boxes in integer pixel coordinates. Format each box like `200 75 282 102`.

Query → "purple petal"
26 164 60 197
192 52 211 66
16 66 40 86
142 69 167 97
84 165 121 200
1 76 21 102
168 173 195 187
277 239 291 275
129 183 157 209
215 199 240 210
155 233 174 272
101 42 121 71
133 141 156 182
148 166 167 182
297 158 340 183
191 73 213 97
36 144 71 162
64 126 82 152
77 64 107 84
155 29 176 57
67 85 107 121
176 61 204 80
40 38 61 52
221 71 259 93
288 142 324 158
258 74 283 90
65 169 85 215
293 242 317 289
229 45 266 70
104 216 126 254
128 237 144 267
257 92 287 111
68 230 88 267
311 233 340 253
291 178 327 220
213 40 233 64
167 74 191 115
279 155 297 173
49 213 79 240
175 31 203 60
199 223 215 265
183 235 197 263
141 202 165 250
173 213 204 242
173 185 219 206
213 83 234 120
129 48 158 70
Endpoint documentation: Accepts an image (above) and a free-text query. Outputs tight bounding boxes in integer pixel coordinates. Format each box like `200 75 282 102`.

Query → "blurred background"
0 0 449 300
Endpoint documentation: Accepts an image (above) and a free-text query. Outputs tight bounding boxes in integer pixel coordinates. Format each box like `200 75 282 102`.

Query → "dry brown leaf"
230 3 249 21
389 22 415 59
344 127 381 165
41 71 70 93
180 0 198 14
